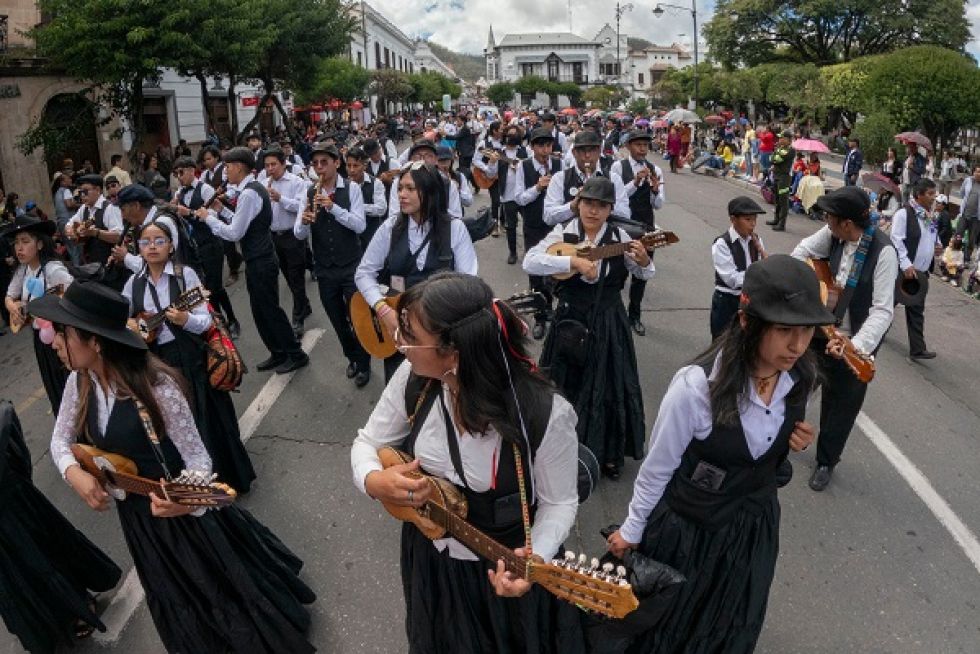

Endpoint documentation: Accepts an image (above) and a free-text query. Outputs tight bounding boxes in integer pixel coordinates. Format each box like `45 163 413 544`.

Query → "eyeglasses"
137 237 169 248
393 326 439 354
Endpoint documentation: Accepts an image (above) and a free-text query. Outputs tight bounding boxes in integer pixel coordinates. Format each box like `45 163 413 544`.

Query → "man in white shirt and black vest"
542 130 631 227
199 145 243 285
611 130 666 336
473 121 504 234
480 123 528 264
791 186 898 490
891 178 943 361
540 113 568 154
711 196 767 339
193 147 309 375
345 146 388 252
66 174 123 268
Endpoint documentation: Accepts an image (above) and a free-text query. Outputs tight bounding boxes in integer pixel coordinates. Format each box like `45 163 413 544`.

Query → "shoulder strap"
403 375 437 454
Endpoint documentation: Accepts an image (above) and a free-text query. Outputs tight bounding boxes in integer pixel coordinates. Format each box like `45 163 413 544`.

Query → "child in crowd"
941 235 965 286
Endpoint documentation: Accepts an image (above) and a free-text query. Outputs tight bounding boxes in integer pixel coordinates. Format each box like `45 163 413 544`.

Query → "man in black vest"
453 114 477 189
515 127 565 339
199 145 243 286
612 130 666 335
297 143 370 387
170 157 241 339
540 113 567 154
345 146 388 253
791 186 898 490
542 130 631 227
473 121 504 234
890 178 943 360
481 124 529 264
711 196 767 339
194 147 308 375
66 174 123 267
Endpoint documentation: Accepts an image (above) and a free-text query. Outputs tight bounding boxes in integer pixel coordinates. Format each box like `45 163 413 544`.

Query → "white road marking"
856 411 980 576
94 328 326 644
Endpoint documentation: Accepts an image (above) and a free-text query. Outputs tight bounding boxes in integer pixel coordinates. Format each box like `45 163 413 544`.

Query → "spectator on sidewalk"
902 144 927 198
842 137 863 186
956 165 980 260
938 151 957 197
106 154 133 187
882 147 900 184
758 125 776 179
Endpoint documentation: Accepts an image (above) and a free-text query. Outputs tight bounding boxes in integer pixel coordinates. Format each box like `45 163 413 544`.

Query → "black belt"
272 228 295 236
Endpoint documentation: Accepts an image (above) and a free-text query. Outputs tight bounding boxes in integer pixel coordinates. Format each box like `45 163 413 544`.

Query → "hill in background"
427 41 485 82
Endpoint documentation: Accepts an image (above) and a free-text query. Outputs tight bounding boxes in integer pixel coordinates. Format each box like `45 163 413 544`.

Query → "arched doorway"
41 93 101 178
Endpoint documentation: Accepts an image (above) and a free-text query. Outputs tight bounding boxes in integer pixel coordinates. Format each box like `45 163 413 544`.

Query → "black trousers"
710 290 740 339
224 241 243 274
273 231 311 320
957 217 979 259
459 156 474 186
814 345 869 467
315 264 370 369
524 226 554 323
903 273 930 354
774 188 790 228
245 254 303 359
503 201 521 255
489 184 502 224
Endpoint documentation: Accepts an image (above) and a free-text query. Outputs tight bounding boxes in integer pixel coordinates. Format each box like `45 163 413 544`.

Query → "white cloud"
968 0 980 58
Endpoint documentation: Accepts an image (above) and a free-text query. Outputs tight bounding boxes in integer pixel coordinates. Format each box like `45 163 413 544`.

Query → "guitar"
10 284 65 334
472 151 563 190
350 290 548 360
378 447 639 619
807 259 876 383
71 443 237 507
127 286 211 343
546 230 680 280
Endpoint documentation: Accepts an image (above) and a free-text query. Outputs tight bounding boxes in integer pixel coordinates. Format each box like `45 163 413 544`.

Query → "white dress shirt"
68 196 124 231
6 261 73 306
472 138 503 175
203 174 265 243
713 226 764 295
890 201 940 272
618 355 801 543
255 170 308 232
349 174 388 217
123 206 180 274
350 361 579 561
355 216 478 308
611 159 666 209
293 175 365 239
175 179 216 209
523 221 655 282
542 168 632 225
386 174 463 220
791 225 897 354
484 147 524 202
122 262 212 345
514 157 562 207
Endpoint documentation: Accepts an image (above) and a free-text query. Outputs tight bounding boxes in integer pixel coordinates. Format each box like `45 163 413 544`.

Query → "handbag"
205 307 246 391
462 206 495 243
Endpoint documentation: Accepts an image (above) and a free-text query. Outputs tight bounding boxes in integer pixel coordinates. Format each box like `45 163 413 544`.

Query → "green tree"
299 56 371 106
851 112 897 165
765 63 826 122
627 98 648 115
554 82 583 107
437 75 463 100
486 82 515 106
513 75 550 105
371 69 413 114
582 86 618 109
406 71 444 108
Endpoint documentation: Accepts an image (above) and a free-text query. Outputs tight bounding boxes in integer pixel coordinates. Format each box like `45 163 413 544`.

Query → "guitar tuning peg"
602 562 614 573
590 557 600 571
564 551 576 565
616 565 627 578
577 553 588 568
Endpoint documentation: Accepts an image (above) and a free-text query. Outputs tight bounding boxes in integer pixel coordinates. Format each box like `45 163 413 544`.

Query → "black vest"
203 163 224 189
82 204 112 264
713 232 760 290
360 177 377 215
307 182 361 269
828 228 892 343
663 365 805 529
486 146 528 196
555 221 629 313
179 184 222 251
386 217 454 290
900 203 935 273
520 157 563 232
617 159 657 226
550 129 563 154
239 181 275 262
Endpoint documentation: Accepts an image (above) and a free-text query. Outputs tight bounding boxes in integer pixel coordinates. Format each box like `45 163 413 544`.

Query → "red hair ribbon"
491 299 538 372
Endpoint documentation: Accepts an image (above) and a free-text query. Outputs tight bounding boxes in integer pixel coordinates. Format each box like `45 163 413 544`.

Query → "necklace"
751 371 780 395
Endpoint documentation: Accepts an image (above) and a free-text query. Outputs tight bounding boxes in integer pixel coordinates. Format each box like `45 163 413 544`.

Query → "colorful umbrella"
560 107 578 115
895 132 932 151
635 118 650 127
351 100 364 110
861 172 902 198
791 138 830 153
665 108 700 124
704 115 725 124
652 119 668 129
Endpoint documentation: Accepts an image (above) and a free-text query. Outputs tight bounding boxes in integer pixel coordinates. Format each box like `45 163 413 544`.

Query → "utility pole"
614 3 633 92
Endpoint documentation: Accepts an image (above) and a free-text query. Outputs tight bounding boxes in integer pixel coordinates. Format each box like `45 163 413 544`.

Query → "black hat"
245 132 262 142
173 156 197 171
310 142 340 160
224 146 256 169
740 255 836 327
529 127 555 144
779 129 794 139
435 146 454 161
116 184 155 205
29 280 148 350
576 177 616 205
625 130 653 144
104 174 120 185
573 131 602 149
408 139 438 159
362 138 380 155
728 196 766 216
541 112 557 122
76 174 104 188
1 214 56 239
813 186 870 223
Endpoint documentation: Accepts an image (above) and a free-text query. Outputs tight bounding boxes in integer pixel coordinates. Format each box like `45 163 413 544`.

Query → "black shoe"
630 317 646 336
257 354 287 371
275 353 310 374
765 220 777 226
910 350 936 360
771 225 786 232
292 320 304 340
507 253 518 265
602 463 621 480
353 368 371 388
346 362 358 379
298 305 313 322
809 464 833 491
532 321 546 340
227 320 241 341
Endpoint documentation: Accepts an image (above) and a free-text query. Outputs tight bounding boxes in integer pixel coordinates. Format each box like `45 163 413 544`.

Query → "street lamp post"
653 0 698 110
614 2 634 93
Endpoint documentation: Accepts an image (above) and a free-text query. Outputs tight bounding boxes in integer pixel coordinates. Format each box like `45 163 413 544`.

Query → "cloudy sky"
370 0 980 59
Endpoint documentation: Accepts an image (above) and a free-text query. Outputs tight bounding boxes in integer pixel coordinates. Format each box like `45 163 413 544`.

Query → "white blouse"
6 261 73 305
121 262 212 345
351 362 579 561
523 220 656 282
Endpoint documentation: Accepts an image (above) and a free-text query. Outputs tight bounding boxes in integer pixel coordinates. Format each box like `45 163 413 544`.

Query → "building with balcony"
484 28 601 87
627 42 695 101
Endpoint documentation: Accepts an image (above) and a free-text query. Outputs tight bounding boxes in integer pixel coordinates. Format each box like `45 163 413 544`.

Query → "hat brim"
743 302 837 327
29 294 149 351
627 135 653 143
2 221 56 239
409 144 437 158
576 192 614 204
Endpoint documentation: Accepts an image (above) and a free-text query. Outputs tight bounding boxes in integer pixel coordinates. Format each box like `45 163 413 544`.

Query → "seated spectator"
936 194 954 247
807 152 822 178
941 235 965 285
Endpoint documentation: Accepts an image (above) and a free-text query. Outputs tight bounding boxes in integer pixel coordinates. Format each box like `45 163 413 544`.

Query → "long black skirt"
0 476 122 653
33 328 68 414
400 523 586 654
117 497 316 654
625 495 781 654
155 339 256 493
539 301 645 466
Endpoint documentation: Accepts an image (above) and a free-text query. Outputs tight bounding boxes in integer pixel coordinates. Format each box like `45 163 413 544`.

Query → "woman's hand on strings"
149 488 199 518
488 548 538 598
364 459 429 507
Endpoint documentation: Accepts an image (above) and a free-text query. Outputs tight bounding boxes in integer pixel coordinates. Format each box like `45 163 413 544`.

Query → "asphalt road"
2 165 980 654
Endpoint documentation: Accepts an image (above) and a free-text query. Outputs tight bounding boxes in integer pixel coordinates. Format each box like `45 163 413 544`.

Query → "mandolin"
10 284 65 334
807 259 876 383
71 443 237 507
472 151 563 190
350 290 549 359
546 230 680 280
127 285 211 343
377 447 639 619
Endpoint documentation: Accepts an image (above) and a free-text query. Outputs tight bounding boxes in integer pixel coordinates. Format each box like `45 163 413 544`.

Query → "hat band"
60 296 128 332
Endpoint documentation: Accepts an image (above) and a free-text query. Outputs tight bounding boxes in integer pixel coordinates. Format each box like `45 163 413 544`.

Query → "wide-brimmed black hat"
117 184 155 205
529 127 555 144
740 255 836 327
223 146 256 169
408 139 438 159
625 130 653 144
29 281 148 350
577 177 616 205
728 196 766 216
573 130 602 149
1 214 57 239
813 186 870 223
310 142 340 160
76 174 104 188
435 146 454 161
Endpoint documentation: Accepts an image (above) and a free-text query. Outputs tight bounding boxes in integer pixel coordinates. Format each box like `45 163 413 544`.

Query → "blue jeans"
760 152 772 173
57 218 81 267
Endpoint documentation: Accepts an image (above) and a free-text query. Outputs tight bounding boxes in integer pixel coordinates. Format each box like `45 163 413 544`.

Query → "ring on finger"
408 489 414 502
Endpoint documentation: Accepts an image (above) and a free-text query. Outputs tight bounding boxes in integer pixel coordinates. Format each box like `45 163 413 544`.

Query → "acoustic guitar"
377 447 639 619
546 230 680 280
350 290 548 360
807 259 876 383
127 286 210 343
71 443 237 507
471 151 563 190
10 284 65 334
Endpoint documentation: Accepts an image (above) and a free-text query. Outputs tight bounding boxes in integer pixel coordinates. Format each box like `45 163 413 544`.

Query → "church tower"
484 25 497 81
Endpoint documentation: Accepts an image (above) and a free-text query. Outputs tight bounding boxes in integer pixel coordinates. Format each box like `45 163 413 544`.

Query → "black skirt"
400 523 586 654
0 476 122 653
539 300 645 466
625 495 781 654
33 328 69 414
117 497 316 654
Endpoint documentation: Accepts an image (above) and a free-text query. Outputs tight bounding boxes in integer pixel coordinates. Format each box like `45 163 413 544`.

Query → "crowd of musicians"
0 105 943 654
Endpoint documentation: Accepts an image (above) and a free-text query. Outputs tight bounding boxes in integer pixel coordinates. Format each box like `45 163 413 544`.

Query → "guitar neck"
427 502 528 578
584 241 630 262
102 468 165 498
144 293 204 331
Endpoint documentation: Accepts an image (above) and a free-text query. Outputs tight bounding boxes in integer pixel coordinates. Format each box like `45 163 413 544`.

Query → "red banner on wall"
241 96 260 107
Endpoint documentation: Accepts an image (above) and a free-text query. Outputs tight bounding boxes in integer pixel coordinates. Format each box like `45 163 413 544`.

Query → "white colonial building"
626 42 696 100
414 40 456 79
484 27 600 87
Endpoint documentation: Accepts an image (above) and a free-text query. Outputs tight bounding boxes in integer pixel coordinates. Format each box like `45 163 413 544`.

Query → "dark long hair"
398 272 554 447
691 314 818 427
392 164 451 259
